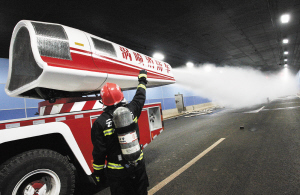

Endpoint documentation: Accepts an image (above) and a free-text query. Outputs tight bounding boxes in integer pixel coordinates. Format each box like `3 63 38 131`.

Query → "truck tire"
0 149 75 195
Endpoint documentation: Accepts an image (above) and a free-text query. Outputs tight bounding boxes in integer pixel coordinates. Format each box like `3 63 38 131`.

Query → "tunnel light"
284 51 289 55
284 64 288 68
153 52 165 60
186 62 194 68
284 59 288 62
281 14 290 23
283 39 289 44
204 65 213 72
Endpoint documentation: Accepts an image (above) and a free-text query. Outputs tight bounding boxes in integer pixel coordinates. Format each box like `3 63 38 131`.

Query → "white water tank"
5 20 175 100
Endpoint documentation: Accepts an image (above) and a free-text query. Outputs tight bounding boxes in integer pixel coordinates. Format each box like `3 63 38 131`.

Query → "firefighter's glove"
95 176 100 182
93 169 107 186
138 69 148 84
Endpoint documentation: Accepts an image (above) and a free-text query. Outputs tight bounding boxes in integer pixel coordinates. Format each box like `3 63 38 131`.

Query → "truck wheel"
0 149 75 195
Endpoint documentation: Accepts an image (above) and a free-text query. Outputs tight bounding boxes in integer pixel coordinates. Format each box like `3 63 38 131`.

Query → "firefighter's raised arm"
128 70 147 118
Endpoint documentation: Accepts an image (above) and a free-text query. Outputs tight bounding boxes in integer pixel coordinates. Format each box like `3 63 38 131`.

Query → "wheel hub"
12 169 61 195
24 180 47 195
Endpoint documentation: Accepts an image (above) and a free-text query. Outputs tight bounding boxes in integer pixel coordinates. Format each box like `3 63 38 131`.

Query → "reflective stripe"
93 163 105 170
103 128 114 136
107 151 144 169
137 151 144 161
107 162 124 169
138 74 147 79
137 84 146 90
133 116 138 123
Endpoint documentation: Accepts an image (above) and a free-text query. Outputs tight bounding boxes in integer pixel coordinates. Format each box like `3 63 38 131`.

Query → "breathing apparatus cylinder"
113 107 141 163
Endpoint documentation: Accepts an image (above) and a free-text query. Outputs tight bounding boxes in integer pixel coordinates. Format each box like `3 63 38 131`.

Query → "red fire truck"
0 20 175 194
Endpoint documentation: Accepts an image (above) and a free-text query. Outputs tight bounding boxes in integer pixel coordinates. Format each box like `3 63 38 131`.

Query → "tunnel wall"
0 58 211 121
296 70 300 91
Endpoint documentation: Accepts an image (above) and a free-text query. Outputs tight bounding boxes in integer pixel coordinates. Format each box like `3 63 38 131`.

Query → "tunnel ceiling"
1 0 299 73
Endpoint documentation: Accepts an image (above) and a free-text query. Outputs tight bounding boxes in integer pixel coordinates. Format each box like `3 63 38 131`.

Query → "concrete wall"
162 102 217 119
0 58 211 121
297 70 300 91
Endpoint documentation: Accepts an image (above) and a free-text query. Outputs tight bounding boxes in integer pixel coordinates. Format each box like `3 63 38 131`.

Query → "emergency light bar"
5 20 175 100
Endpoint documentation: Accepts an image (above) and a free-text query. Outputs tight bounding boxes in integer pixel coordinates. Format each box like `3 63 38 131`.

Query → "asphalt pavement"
89 95 300 195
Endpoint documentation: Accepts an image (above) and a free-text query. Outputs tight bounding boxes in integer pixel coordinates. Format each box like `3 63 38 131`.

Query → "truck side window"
92 38 117 58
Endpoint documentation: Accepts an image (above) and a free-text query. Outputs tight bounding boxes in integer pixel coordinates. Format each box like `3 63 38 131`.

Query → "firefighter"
91 69 149 195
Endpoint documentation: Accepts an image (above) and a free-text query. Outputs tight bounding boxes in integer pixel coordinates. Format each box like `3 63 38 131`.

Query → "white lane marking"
244 106 265 113
263 105 300 111
148 138 226 195
245 102 300 113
